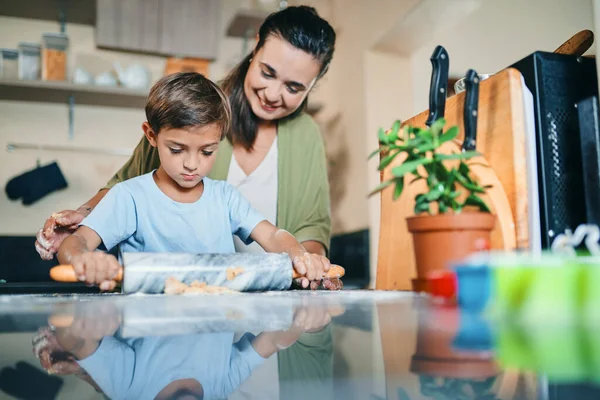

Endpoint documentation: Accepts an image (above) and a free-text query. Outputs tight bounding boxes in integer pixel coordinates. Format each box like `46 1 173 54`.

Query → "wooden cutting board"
376 68 529 290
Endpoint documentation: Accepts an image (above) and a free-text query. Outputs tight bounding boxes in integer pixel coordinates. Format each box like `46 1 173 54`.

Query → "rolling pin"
49 252 345 294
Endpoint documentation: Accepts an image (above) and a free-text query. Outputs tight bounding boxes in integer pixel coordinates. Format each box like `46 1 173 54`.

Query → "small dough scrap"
164 277 188 295
164 276 238 295
226 267 245 281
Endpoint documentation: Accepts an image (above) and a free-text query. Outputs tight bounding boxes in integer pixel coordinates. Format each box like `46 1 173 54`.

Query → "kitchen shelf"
0 0 96 26
226 9 270 38
0 79 147 108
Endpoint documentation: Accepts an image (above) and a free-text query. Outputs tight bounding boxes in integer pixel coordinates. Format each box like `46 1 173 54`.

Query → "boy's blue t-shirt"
81 172 266 254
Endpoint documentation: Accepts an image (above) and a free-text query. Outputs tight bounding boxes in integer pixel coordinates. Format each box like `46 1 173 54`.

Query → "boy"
57 72 330 291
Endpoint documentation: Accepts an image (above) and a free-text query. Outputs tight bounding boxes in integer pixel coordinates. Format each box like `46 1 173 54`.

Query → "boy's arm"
57 226 101 265
57 226 122 290
250 221 331 286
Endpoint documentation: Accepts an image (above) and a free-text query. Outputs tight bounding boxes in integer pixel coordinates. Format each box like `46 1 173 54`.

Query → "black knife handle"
462 69 480 151
426 45 449 127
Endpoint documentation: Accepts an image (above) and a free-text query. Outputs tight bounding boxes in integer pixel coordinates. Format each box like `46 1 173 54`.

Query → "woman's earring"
249 57 253 63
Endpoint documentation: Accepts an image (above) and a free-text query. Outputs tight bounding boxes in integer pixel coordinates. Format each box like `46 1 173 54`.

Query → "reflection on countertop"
0 290 598 399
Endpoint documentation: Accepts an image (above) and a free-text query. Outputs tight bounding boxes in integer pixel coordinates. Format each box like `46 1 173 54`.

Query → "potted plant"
369 118 496 289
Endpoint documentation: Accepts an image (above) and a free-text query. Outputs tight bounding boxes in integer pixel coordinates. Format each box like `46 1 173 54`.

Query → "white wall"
364 51 413 286
410 0 595 114
0 1 247 235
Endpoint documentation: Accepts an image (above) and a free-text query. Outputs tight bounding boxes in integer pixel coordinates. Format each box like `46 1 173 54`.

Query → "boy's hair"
145 72 231 138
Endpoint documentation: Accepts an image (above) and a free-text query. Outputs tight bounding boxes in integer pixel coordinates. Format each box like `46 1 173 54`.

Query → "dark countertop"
0 290 597 400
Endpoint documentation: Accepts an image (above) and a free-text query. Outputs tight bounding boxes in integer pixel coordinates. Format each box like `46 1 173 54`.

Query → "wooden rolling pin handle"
49 264 124 282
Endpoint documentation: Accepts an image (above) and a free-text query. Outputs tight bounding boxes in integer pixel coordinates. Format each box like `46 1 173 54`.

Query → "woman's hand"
35 208 89 260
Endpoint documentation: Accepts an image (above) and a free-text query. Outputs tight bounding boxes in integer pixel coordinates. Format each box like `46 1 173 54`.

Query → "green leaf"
434 153 463 161
378 150 400 171
389 120 401 142
451 198 463 213
378 127 387 144
459 150 481 160
406 135 431 151
368 147 384 159
414 201 430 214
416 140 436 153
455 173 486 193
391 158 432 177
439 126 459 144
439 202 448 213
430 118 446 136
464 194 491 212
450 190 461 199
434 151 481 161
409 175 423 185
393 176 405 200
425 184 445 201
368 179 394 196
458 161 474 178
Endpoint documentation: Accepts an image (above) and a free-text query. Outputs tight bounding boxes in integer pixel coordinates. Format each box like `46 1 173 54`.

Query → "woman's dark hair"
220 5 336 150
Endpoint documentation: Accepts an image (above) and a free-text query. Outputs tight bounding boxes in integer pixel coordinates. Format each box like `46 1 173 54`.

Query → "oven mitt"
0 361 63 399
5 162 68 205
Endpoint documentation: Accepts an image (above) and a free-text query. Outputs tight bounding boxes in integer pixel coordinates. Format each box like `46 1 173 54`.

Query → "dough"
164 276 238 295
164 277 188 295
226 267 245 281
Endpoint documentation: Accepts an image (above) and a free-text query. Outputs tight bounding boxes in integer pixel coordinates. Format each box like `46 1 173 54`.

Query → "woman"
36 6 339 291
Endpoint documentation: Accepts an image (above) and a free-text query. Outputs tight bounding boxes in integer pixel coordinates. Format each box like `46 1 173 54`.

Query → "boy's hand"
71 252 121 291
292 253 331 289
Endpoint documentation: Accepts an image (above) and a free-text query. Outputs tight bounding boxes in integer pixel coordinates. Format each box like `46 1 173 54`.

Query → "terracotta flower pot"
407 212 496 291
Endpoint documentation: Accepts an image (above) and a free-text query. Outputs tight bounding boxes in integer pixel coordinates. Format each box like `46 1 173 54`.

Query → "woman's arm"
302 240 326 256
280 115 332 254
35 135 159 260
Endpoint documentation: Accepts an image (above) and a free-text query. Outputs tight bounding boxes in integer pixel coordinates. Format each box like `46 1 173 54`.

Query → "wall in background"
0 0 248 235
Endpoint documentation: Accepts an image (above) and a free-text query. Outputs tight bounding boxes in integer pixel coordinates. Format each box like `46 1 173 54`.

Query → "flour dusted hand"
35 209 88 260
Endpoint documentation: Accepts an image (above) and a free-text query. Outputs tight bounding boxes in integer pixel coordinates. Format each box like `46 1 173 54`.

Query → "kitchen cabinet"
96 0 219 59
96 0 161 54
159 0 219 60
